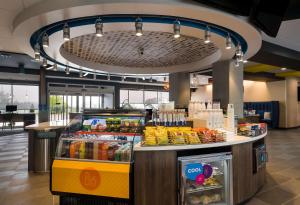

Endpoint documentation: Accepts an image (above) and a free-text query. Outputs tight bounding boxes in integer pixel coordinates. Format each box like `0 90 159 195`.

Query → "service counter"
26 121 67 172
134 132 267 205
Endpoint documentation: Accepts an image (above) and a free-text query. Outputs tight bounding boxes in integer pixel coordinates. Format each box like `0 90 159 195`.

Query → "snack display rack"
51 109 145 204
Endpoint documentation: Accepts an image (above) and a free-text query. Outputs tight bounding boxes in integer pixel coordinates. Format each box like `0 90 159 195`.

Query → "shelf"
76 131 142 136
186 184 223 194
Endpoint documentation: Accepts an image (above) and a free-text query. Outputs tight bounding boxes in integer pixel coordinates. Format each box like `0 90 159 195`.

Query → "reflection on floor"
0 129 300 205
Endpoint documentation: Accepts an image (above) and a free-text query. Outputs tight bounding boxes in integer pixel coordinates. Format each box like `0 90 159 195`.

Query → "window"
0 84 12 110
120 89 169 109
85 96 91 109
91 96 100 109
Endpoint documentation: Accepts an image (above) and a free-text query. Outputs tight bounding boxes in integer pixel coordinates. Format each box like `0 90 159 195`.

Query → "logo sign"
80 167 101 190
185 163 203 180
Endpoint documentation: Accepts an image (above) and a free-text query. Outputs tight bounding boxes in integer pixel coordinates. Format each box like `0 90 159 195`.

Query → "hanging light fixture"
95 18 103 37
225 34 232 50
42 33 49 48
79 70 83 78
234 57 240 67
34 43 40 55
34 53 40 61
135 17 143 37
204 26 211 44
53 63 58 71
236 43 243 56
173 19 181 39
63 23 70 41
65 66 70 75
42 58 47 67
107 73 110 80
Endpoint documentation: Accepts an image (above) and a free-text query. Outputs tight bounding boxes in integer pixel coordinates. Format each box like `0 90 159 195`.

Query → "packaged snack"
155 128 169 145
169 131 185 144
184 131 201 144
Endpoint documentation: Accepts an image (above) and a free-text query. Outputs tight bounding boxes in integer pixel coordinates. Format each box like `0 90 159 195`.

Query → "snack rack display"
51 110 145 204
178 153 232 205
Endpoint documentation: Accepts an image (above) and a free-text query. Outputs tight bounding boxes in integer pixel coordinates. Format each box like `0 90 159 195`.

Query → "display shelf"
76 131 141 136
186 184 223 194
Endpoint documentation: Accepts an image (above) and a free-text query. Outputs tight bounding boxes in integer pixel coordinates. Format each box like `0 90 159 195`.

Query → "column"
114 84 120 109
169 72 190 108
38 66 48 122
212 60 244 118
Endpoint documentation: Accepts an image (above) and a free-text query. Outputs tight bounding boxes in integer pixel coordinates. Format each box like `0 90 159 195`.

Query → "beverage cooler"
50 110 145 205
178 153 233 205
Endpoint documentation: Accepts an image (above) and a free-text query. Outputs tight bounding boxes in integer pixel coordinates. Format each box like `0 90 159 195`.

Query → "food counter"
49 109 268 205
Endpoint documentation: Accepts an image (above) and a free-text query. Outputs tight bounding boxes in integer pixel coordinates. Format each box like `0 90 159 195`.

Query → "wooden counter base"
134 137 266 205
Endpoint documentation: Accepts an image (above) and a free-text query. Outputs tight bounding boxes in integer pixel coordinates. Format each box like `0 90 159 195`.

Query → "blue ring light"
30 14 248 72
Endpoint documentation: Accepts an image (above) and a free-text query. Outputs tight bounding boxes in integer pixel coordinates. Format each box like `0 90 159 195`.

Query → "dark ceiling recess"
192 0 294 37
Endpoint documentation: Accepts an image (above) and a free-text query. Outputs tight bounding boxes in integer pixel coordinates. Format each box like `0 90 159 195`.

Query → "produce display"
143 126 226 146
82 117 143 133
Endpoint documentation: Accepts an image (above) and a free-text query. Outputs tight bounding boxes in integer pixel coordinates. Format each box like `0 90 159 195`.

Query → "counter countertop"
134 131 267 151
25 121 68 131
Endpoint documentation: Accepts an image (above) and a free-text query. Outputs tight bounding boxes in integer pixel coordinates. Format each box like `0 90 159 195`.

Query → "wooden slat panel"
134 151 177 205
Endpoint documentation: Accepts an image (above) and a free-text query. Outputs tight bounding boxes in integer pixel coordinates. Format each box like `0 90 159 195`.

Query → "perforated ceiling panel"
62 31 218 68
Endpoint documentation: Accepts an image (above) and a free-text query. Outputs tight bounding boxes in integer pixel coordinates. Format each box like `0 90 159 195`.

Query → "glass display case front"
178 153 232 205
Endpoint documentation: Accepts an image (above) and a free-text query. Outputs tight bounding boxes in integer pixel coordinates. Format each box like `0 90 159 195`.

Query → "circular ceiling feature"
61 31 218 70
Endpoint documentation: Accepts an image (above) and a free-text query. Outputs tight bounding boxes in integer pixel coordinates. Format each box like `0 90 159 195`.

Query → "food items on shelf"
193 128 226 144
189 193 222 205
169 130 186 145
184 131 200 144
144 127 157 145
155 127 169 145
238 123 267 137
203 177 219 186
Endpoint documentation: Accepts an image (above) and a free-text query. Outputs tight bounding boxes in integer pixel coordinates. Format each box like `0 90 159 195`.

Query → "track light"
79 71 83 78
42 58 47 67
225 34 232 50
95 18 103 37
53 63 58 71
83 72 89 77
234 57 240 67
173 19 180 39
93 74 96 79
65 66 70 75
204 26 211 44
135 17 143 37
63 23 70 41
34 53 40 61
34 43 40 55
150 76 153 82
42 33 49 48
107 73 110 80
236 44 242 56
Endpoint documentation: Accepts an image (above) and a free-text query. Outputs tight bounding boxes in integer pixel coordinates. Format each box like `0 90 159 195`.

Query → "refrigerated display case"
178 153 232 205
51 110 145 204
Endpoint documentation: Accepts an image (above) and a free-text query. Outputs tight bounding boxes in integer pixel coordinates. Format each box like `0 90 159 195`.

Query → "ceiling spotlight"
34 43 40 55
93 74 97 79
236 43 243 56
65 66 70 74
107 73 110 80
173 19 181 39
234 57 240 67
79 71 83 78
42 58 47 67
42 33 49 48
95 18 103 37
135 17 143 37
83 72 89 77
63 23 70 41
53 63 58 71
34 53 40 62
225 34 232 49
281 67 287 71
204 26 211 44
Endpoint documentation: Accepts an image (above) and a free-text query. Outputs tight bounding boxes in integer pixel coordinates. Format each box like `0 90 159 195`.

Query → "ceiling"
61 31 218 70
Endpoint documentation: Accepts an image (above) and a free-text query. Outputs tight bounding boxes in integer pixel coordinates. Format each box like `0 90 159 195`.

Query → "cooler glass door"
178 153 232 205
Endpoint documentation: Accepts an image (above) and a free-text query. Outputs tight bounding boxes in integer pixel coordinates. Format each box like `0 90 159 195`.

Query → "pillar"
169 72 190 108
285 77 300 127
212 60 244 118
39 66 49 122
114 84 120 109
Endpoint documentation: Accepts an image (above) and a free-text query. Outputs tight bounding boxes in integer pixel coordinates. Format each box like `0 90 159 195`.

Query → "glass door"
178 153 232 205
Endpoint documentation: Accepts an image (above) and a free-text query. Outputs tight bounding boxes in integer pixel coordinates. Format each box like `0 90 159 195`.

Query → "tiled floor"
0 129 299 205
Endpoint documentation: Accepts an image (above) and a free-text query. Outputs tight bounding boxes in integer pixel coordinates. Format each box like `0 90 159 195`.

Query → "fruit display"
82 117 143 133
142 126 226 146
